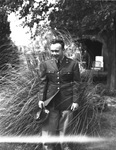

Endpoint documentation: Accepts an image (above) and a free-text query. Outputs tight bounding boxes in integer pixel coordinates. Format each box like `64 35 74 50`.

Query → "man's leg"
59 110 73 150
42 109 60 150
42 108 60 135
59 110 73 135
42 144 55 150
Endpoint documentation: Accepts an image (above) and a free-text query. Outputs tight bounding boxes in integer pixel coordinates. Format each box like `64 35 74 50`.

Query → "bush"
0 30 106 137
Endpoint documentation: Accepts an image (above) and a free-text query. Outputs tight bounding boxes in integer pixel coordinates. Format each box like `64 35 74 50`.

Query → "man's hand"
71 103 79 111
38 101 44 109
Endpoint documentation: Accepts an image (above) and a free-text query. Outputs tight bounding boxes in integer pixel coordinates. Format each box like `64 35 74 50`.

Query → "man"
38 39 80 150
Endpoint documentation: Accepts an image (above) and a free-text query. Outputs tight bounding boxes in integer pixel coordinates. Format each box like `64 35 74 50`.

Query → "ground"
0 96 116 150
84 96 116 150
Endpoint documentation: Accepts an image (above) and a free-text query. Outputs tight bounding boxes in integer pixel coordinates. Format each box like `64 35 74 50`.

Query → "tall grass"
0 41 20 71
0 49 41 135
0 30 106 138
72 81 103 136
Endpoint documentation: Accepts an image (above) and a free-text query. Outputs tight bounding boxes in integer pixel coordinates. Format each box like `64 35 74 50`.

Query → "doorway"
80 39 103 69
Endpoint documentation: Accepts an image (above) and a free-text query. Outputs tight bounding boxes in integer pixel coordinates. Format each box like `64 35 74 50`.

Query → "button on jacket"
39 55 80 110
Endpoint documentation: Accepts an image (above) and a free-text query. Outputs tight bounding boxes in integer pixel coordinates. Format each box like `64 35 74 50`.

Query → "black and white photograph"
0 0 116 150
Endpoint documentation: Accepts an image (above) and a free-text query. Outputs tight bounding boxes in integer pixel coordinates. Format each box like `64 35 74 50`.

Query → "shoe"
61 143 71 150
43 144 54 150
63 146 71 150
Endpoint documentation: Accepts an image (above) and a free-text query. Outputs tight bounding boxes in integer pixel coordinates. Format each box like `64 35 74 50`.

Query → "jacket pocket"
61 72 73 81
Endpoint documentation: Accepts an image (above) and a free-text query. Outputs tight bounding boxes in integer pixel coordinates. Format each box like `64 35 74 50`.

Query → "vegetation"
0 0 116 90
0 30 107 137
0 48 109 150
0 7 20 70
0 1 116 149
1 1 115 33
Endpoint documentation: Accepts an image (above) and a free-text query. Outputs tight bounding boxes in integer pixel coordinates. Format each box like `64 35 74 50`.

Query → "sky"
8 13 32 46
8 0 59 47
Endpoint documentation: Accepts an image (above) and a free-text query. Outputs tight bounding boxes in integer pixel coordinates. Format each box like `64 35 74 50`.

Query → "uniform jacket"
39 55 80 110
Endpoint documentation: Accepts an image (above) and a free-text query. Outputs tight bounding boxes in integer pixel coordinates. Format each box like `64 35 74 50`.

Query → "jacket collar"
50 55 69 71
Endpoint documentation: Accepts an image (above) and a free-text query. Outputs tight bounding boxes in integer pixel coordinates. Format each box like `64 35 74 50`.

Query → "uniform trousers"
42 108 73 150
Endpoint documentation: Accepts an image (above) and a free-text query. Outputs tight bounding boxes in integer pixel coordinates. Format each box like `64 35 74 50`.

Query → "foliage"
0 0 58 37
49 0 116 36
0 0 24 12
0 6 20 69
0 143 42 150
0 55 41 136
0 27 104 137
1 0 116 38
0 9 11 42
0 45 106 136
0 41 20 71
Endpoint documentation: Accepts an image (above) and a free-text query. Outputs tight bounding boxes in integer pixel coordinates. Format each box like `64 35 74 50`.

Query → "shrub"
0 30 105 137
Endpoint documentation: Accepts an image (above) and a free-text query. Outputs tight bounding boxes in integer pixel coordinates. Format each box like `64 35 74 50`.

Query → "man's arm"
73 60 81 102
71 60 81 110
38 62 48 108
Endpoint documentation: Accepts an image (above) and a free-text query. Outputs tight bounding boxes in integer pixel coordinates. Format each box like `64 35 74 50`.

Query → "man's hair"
50 39 65 49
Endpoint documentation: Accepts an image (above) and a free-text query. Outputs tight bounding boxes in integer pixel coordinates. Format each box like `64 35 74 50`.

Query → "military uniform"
39 55 80 110
39 55 80 149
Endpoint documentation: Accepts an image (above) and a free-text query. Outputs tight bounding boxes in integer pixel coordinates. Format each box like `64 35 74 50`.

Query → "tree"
48 0 116 91
0 8 11 44
0 7 20 70
1 0 116 90
0 0 58 37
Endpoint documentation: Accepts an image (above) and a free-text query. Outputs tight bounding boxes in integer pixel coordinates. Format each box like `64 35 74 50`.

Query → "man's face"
50 43 64 60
